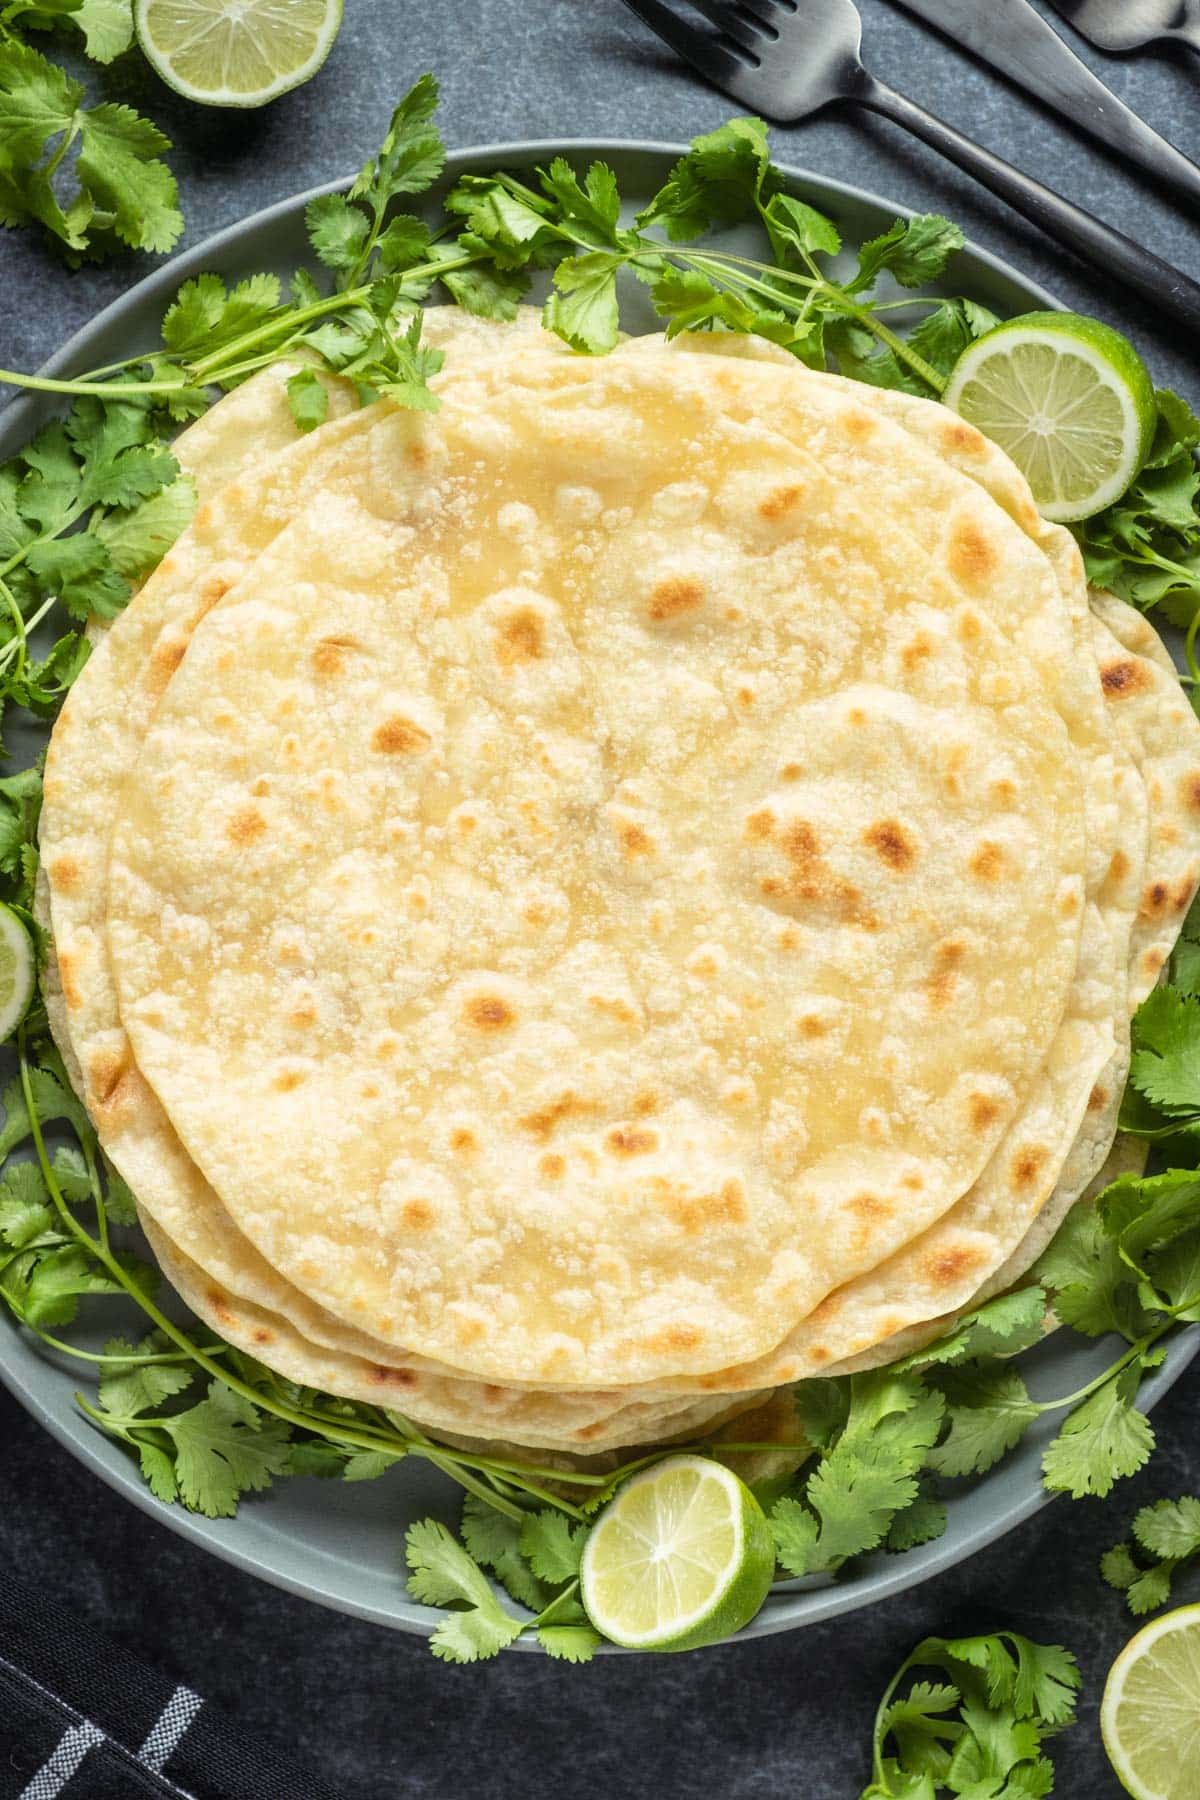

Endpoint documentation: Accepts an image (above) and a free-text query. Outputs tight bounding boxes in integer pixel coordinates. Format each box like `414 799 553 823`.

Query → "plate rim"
4 135 1186 1654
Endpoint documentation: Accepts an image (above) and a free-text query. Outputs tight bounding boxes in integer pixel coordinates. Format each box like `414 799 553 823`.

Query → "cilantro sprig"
0 3 182 260
861 1631 1081 1799
1103 1495 1200 1616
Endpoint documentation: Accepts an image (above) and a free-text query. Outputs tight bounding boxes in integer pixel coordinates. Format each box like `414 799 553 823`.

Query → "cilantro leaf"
285 368 329 434
94 474 196 581
405 1518 526 1662
1135 1493 1200 1559
1041 1362 1155 1499
897 1285 1048 1371
519 1509 587 1585
638 116 779 239
0 1157 56 1248
97 1333 194 1418
159 1381 292 1518
536 1624 600 1662
460 1497 547 1611
773 1374 943 1574
543 251 622 354
849 216 964 292
927 1362 1038 1479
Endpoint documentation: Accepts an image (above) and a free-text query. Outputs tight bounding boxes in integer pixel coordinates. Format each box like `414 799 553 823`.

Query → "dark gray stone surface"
1 4 1198 1795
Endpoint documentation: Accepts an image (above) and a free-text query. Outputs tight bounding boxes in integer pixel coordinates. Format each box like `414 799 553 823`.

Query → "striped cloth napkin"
0 1568 343 1800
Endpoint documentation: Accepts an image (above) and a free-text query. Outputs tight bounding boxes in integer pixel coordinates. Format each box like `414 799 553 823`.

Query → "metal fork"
620 0 1200 331
1046 0 1200 55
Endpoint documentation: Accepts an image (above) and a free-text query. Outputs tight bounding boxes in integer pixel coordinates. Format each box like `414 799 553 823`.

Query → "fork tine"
685 0 770 54
618 0 754 91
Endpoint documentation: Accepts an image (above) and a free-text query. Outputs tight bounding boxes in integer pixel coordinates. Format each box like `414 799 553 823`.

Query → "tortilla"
105 349 1098 1387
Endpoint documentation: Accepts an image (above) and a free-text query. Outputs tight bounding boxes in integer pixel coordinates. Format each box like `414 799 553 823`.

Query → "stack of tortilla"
37 307 1200 1454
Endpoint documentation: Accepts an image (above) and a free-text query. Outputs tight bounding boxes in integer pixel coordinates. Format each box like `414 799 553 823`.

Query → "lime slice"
579 1455 775 1652
943 311 1157 524
135 0 343 108
0 904 35 1043
1102 1604 1200 1799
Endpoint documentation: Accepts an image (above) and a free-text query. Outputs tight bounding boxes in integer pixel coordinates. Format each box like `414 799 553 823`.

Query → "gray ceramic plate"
1 140 1196 1651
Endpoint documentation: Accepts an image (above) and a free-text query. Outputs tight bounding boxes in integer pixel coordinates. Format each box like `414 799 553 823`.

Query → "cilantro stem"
1185 605 1200 690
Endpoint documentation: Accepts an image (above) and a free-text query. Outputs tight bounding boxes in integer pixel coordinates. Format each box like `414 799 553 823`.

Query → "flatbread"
105 349 1098 1387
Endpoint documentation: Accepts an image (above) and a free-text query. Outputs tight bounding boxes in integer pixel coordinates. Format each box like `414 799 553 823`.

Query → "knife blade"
888 0 1200 212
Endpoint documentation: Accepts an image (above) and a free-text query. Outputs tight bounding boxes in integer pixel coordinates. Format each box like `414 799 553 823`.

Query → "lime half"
1102 1604 1200 1799
943 311 1156 524
579 1456 775 1652
135 0 343 108
0 904 34 1043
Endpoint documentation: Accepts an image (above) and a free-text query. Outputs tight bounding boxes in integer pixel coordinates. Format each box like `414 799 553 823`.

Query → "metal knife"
889 0 1200 211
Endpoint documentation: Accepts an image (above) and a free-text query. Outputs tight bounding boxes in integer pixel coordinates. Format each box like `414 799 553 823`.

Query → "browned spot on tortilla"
205 1289 234 1327
371 715 431 754
1144 947 1166 978
941 419 986 454
1061 887 1081 918
991 777 1017 805
588 993 639 1024
656 1176 747 1234
574 1421 608 1442
926 938 967 1009
1181 772 1200 813
633 1090 659 1117
969 841 1004 881
901 1173 924 1191
520 1092 597 1138
807 1346 833 1366
1088 1084 1109 1113
57 949 81 1011
312 635 359 676
252 1328 272 1346
949 521 998 584
757 816 874 927
193 505 213 530
1101 658 1152 697
198 572 231 605
1141 880 1172 920
1175 874 1197 912
925 1244 986 1288
759 483 803 520
1011 1145 1050 1190
1109 848 1131 884
864 818 917 871
849 1193 890 1222
88 1047 131 1111
969 1092 1002 1132
780 761 802 782
226 804 266 845
744 808 775 842
539 1152 566 1179
778 924 802 953
402 1198 435 1229
901 633 934 672
464 994 514 1032
48 853 81 893
149 635 187 687
496 606 544 665
370 1364 417 1387
272 1067 306 1092
617 819 653 859
644 1322 703 1353
797 1012 829 1039
606 1126 657 1157
449 1128 478 1159
646 577 703 622
839 408 876 442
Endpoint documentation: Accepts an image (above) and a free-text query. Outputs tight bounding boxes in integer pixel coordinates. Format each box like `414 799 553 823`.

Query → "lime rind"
1101 1602 1200 1800
135 0 344 109
0 903 35 1043
944 310 1157 525
580 1455 775 1652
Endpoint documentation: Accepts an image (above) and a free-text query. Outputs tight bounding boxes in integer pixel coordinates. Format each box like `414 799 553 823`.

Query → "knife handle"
856 72 1200 334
